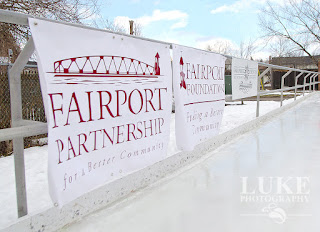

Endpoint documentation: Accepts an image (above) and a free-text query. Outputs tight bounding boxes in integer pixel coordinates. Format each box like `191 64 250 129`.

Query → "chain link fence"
0 65 47 157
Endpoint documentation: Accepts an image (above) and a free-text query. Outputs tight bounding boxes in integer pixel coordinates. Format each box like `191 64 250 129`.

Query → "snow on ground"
0 145 49 228
221 100 282 133
0 95 306 229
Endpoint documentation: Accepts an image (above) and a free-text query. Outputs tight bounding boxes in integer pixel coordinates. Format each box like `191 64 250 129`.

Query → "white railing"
255 63 319 117
0 9 319 222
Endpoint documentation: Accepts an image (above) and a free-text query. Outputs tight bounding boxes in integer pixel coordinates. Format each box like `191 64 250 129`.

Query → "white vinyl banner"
172 45 226 151
29 19 172 206
232 57 258 100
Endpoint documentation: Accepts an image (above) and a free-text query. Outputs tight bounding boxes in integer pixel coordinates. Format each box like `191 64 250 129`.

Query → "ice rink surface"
61 93 320 231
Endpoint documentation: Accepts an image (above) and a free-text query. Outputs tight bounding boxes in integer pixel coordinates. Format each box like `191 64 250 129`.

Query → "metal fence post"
309 74 316 92
280 70 292 107
256 67 271 117
294 72 304 101
303 73 311 96
256 75 260 117
9 37 35 218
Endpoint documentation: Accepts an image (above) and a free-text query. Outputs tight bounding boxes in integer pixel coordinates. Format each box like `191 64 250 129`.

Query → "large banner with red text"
29 19 172 206
172 45 226 151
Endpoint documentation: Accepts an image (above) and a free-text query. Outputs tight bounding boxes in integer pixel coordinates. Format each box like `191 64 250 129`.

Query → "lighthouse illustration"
179 56 186 89
154 52 160 75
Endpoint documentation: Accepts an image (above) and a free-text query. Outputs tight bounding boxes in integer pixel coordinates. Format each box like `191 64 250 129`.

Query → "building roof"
270 55 320 70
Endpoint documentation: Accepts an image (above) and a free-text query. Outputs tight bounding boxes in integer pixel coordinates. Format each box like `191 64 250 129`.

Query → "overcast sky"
99 0 274 60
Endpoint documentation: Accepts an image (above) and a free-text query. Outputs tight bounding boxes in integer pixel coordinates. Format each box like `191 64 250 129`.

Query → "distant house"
270 55 320 70
269 56 319 90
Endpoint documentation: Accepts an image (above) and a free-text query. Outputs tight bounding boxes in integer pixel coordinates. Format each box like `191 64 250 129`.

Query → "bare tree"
206 44 214 52
0 23 20 61
239 39 256 59
269 37 304 57
259 0 320 63
0 0 100 60
91 17 127 34
0 0 99 23
132 21 143 37
205 39 257 59
205 40 237 56
90 18 142 36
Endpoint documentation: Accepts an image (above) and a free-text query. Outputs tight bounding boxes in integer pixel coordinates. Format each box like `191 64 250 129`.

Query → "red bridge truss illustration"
53 53 161 78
